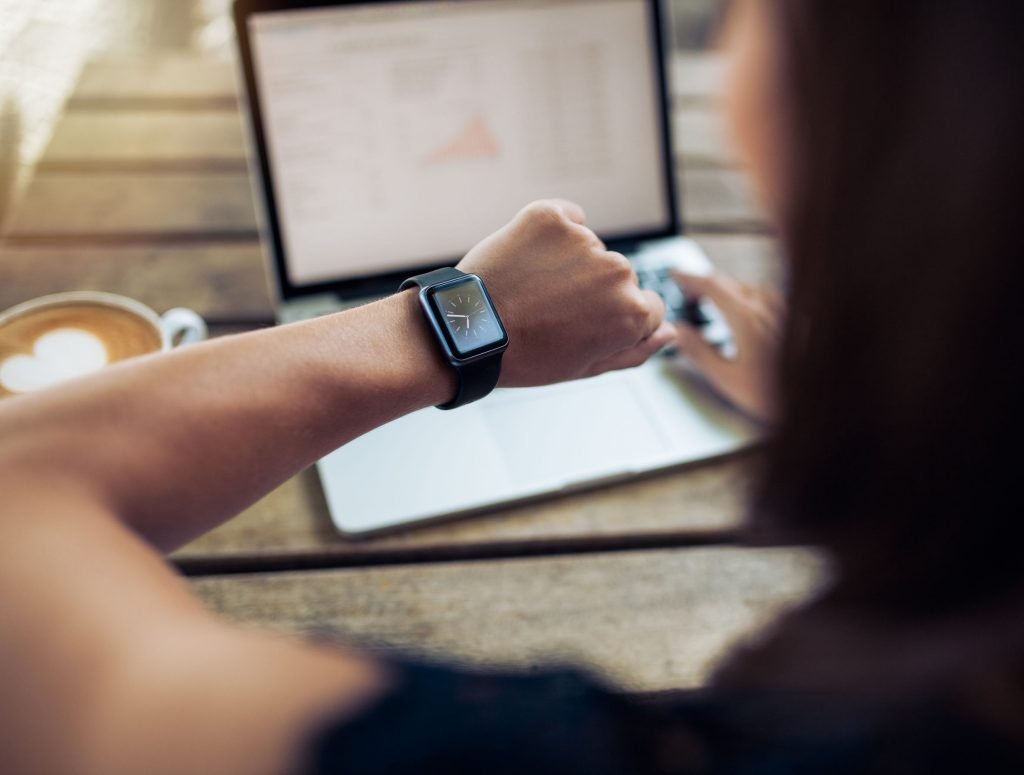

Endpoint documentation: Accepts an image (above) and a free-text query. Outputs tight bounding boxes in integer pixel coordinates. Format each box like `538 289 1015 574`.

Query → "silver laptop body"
234 0 758 534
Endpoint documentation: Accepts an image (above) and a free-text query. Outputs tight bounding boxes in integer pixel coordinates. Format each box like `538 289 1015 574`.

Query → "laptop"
233 0 759 534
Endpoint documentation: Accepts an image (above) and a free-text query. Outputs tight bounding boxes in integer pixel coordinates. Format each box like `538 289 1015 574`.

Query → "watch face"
429 277 507 357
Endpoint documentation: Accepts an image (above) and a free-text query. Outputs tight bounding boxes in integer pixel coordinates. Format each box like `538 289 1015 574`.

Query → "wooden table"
0 53 822 693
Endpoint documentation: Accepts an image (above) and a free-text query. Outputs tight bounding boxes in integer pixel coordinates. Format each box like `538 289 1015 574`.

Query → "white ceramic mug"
0 291 207 397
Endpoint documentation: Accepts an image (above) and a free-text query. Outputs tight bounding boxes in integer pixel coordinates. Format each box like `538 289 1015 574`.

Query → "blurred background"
0 0 720 229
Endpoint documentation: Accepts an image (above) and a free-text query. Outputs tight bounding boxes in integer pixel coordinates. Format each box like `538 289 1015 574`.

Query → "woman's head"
723 0 1024 615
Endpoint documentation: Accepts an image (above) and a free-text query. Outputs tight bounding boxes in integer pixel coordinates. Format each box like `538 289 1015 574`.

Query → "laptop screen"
245 0 673 289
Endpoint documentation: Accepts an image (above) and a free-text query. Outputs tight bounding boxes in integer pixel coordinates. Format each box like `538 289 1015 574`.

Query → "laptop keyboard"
634 257 736 358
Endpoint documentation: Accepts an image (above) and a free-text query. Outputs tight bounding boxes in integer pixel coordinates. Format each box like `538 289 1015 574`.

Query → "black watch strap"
440 354 502 410
400 268 504 410
400 267 466 291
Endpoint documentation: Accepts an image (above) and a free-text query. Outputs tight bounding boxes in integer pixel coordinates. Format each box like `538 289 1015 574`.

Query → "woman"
2 1 1022 772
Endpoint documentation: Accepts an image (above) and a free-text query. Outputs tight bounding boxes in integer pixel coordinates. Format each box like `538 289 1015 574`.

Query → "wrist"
398 268 508 409
384 289 459 411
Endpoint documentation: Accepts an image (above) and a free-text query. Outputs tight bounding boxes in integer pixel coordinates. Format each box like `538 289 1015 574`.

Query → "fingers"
588 321 676 375
676 324 735 387
643 320 677 353
760 286 786 317
555 200 587 225
638 288 667 340
515 199 601 248
673 271 748 321
538 198 587 225
553 200 605 249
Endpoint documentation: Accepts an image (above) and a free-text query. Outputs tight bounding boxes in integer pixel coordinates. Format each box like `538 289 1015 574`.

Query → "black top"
308 660 1023 774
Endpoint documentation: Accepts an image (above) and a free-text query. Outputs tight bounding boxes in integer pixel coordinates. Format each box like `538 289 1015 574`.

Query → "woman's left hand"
673 271 784 424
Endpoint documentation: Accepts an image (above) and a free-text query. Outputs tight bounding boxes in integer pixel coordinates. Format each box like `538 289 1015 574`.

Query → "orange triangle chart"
423 115 500 165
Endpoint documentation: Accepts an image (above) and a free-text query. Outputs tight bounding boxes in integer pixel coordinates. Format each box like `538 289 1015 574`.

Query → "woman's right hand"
458 199 675 388
673 272 783 424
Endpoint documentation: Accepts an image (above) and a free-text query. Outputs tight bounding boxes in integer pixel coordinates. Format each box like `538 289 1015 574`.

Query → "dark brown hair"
753 1 1024 617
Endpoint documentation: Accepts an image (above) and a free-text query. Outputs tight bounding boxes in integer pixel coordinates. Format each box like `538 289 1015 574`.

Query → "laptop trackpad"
320 374 672 533
482 377 670 489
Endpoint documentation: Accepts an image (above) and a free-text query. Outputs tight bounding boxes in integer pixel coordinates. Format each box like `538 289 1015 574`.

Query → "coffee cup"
0 291 207 399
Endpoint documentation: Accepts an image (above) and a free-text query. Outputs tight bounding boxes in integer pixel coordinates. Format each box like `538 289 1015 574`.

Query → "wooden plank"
2 171 259 239
39 110 246 170
36 105 733 170
69 55 238 107
190 547 824 691
3 167 764 241
0 242 273 321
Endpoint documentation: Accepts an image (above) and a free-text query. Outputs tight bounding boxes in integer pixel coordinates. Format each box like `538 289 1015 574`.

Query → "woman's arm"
0 293 456 547
0 201 673 774
0 200 670 551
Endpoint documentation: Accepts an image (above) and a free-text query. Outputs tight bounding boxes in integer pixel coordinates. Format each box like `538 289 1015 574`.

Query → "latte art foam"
0 303 162 398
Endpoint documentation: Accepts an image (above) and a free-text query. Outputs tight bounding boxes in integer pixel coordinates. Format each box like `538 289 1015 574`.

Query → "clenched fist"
458 200 674 387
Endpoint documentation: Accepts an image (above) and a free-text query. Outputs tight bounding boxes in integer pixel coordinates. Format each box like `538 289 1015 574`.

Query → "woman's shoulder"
309 660 637 774
306 657 1024 774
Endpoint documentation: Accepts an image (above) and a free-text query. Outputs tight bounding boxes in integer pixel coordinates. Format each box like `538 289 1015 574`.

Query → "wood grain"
190 547 826 691
39 110 247 170
0 242 273 320
3 171 259 239
69 55 239 107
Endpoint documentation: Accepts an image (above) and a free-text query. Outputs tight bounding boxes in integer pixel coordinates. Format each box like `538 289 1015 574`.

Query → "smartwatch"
400 267 509 410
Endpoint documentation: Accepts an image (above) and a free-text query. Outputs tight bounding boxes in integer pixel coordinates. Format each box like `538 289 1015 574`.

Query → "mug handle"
161 308 208 348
